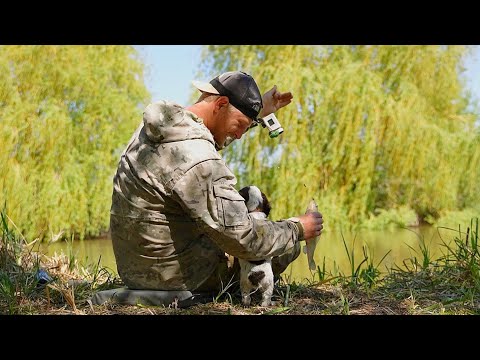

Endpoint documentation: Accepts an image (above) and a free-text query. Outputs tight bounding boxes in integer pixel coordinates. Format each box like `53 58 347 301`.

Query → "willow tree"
0 46 149 240
198 45 479 228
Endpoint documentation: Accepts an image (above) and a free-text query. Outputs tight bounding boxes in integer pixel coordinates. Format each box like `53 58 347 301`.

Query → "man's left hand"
259 85 293 118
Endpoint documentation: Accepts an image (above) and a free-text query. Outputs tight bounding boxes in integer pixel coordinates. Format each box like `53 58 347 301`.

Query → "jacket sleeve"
170 159 301 260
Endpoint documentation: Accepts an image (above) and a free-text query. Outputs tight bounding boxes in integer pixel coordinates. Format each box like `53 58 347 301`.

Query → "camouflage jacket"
110 101 302 291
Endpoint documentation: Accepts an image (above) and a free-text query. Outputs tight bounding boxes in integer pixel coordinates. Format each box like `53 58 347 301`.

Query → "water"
286 225 455 283
40 225 460 283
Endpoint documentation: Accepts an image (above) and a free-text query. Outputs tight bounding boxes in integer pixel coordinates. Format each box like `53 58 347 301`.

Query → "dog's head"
238 185 271 217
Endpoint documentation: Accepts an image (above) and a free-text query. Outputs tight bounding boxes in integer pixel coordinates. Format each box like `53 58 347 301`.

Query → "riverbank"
1 212 479 315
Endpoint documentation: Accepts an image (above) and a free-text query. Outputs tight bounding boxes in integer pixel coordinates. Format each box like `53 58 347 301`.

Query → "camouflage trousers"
196 241 301 293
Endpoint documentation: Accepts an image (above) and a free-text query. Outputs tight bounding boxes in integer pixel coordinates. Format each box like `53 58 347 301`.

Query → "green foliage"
199 45 480 229
0 46 149 240
434 207 480 229
360 206 418 230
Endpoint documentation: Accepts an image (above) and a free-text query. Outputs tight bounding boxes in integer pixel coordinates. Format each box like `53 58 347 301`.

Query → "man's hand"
259 85 293 118
298 211 323 240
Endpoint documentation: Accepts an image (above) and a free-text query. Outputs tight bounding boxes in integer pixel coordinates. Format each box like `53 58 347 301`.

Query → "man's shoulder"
149 99 183 107
145 100 184 114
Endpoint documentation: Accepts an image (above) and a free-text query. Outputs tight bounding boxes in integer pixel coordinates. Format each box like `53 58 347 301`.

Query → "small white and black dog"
238 185 274 307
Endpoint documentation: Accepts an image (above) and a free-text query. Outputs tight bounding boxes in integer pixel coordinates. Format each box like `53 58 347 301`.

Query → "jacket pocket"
213 184 248 227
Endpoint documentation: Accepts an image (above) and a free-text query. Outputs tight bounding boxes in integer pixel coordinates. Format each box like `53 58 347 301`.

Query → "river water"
40 225 460 283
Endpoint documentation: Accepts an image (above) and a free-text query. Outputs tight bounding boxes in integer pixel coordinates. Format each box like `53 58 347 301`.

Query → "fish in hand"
303 198 320 271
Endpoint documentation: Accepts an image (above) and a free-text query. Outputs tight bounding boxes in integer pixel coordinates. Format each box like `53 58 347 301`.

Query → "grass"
339 231 391 288
0 207 121 314
378 218 480 314
1 207 479 315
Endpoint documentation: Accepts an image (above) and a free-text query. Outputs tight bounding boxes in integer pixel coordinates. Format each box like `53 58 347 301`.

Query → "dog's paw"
260 299 272 307
242 294 251 307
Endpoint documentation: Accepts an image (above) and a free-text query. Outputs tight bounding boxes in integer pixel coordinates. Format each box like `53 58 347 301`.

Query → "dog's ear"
238 186 250 203
261 192 271 217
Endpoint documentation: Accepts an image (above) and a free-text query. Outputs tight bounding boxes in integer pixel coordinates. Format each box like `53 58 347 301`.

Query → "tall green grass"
381 218 480 313
0 207 119 314
339 232 391 288
0 207 41 314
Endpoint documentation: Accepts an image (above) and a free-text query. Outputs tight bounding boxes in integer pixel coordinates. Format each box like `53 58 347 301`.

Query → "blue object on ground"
35 269 52 285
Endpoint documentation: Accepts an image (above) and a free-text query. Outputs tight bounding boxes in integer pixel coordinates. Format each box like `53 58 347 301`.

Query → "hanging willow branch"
0 45 150 240
198 45 480 228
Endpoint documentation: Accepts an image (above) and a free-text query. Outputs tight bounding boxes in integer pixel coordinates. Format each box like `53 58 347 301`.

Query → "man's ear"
215 96 230 111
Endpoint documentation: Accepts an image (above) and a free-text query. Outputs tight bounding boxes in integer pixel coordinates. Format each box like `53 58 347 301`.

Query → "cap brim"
192 80 220 95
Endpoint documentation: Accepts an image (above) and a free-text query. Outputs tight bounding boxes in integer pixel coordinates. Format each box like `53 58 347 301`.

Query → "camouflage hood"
142 101 215 145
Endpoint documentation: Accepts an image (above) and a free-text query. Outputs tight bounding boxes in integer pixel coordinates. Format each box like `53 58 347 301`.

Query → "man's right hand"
298 212 323 240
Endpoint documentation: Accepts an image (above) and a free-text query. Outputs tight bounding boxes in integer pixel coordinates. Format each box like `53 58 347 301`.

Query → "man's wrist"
287 217 304 241
296 221 305 241
258 109 272 119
